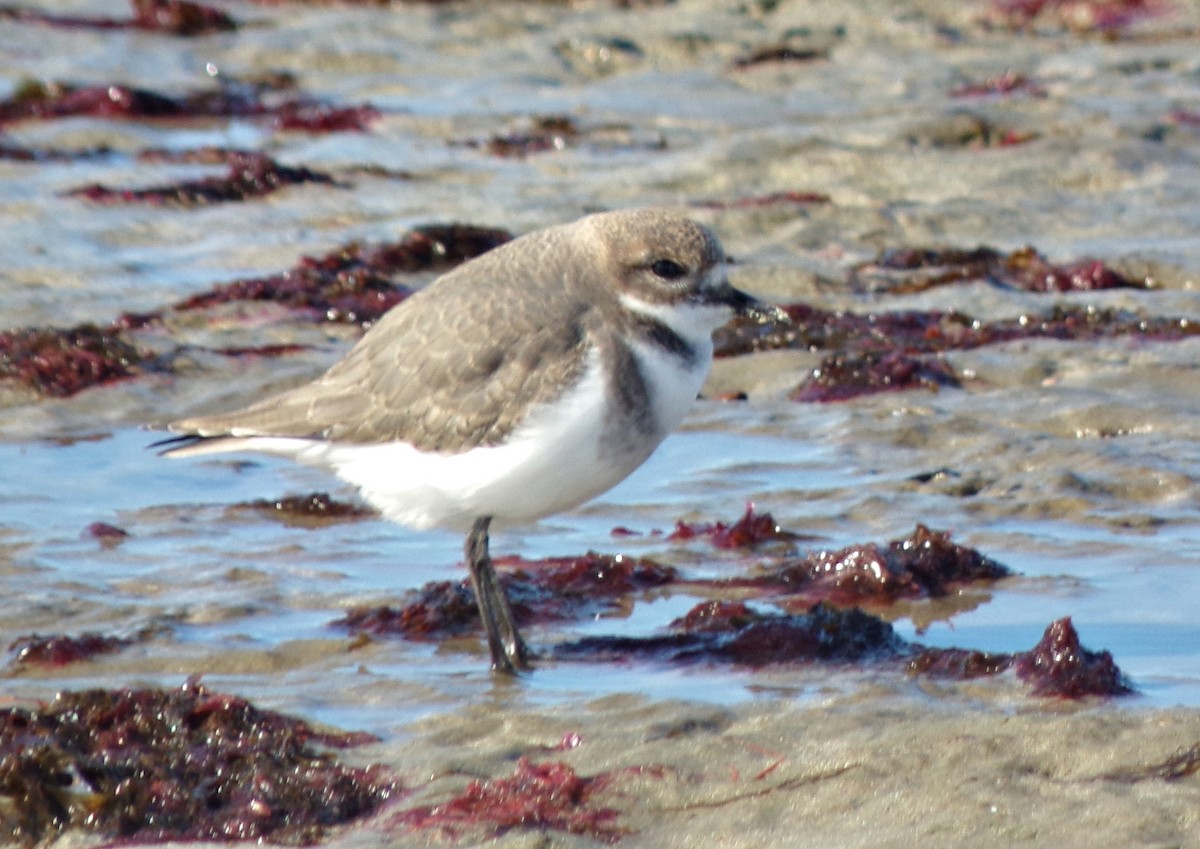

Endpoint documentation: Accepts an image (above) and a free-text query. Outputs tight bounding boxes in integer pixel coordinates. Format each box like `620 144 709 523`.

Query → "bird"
157 208 770 674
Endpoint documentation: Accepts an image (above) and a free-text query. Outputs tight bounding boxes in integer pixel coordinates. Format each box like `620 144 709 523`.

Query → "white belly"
312 349 659 530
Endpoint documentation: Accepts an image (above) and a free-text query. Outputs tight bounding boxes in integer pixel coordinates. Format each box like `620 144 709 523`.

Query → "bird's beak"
706 280 790 323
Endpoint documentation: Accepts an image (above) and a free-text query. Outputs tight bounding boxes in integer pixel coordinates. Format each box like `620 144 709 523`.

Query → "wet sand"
2 0 1200 845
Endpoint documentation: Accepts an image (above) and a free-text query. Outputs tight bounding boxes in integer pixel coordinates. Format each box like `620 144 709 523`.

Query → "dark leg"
465 516 531 674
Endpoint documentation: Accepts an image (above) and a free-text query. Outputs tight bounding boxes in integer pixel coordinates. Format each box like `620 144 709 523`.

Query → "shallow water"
2 0 1200 844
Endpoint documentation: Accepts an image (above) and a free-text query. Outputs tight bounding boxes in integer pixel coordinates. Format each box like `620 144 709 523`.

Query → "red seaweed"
336 582 480 640
713 301 1197 365
271 101 380 133
732 44 829 68
950 71 1047 97
0 79 376 134
323 509 1127 701
0 142 113 162
174 224 512 324
0 324 148 397
66 152 341 206
560 601 1131 700
502 552 677 598
234 491 377 527
667 505 799 549
764 525 1011 604
695 191 831 209
986 0 1169 32
851 244 1144 295
1013 617 1133 698
1170 109 1200 128
334 552 677 640
789 350 961 402
906 647 1015 679
337 523 1004 647
911 618 1133 698
0 225 509 399
83 521 130 543
390 758 622 843
209 342 312 358
8 633 134 668
557 601 907 667
0 679 397 847
450 115 664 158
0 0 236 35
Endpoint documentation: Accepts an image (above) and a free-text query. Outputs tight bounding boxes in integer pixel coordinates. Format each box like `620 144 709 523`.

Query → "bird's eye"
650 259 687 280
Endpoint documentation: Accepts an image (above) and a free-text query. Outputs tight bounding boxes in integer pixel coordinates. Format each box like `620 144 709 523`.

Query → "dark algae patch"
0 223 512 397
790 350 962 402
0 324 149 397
695 190 832 209
449 115 665 158
328 511 1130 700
950 71 1048 98
714 300 1198 400
7 632 135 668
911 617 1133 698
337 581 481 641
0 679 398 847
336 521 1009 644
67 152 341 206
556 602 907 667
175 223 513 324
0 78 377 133
233 491 377 527
335 552 678 640
984 0 1169 32
667 505 801 549
1012 616 1134 698
560 602 1132 699
758 524 1011 604
390 758 623 843
849 245 1146 295
0 0 237 36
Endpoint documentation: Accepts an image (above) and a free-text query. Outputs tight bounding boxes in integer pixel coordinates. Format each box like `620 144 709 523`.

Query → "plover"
158 208 768 674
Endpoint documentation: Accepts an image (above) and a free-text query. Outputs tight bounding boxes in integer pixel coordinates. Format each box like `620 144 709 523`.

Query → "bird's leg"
465 517 531 674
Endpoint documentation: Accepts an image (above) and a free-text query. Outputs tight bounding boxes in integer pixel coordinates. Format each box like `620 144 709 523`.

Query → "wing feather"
170 226 602 454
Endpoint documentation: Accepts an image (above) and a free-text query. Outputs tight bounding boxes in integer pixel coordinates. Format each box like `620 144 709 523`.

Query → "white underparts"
238 347 655 531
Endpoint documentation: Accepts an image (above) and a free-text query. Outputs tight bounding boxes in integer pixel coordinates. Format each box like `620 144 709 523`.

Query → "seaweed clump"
851 245 1144 295
985 0 1168 32
8 633 134 668
0 0 237 35
67 152 340 206
234 491 377 527
560 600 1132 699
450 115 664 158
713 301 1198 401
1012 616 1133 697
557 601 906 667
390 758 622 843
764 524 1011 604
790 350 961 402
668 505 799 549
174 224 513 324
911 617 1133 698
335 552 677 640
0 679 398 847
950 72 1047 98
0 324 147 397
0 78 376 133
